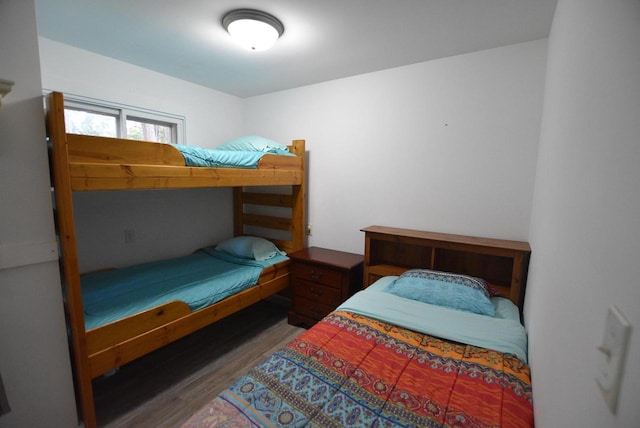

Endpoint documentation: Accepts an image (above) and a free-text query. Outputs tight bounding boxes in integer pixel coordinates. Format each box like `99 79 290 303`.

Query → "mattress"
81 249 288 330
182 277 533 427
176 144 294 168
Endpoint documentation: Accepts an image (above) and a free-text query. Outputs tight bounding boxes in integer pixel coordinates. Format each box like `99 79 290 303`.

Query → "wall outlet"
306 224 312 236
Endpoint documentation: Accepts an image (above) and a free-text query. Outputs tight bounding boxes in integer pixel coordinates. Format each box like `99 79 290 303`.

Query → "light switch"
596 305 631 413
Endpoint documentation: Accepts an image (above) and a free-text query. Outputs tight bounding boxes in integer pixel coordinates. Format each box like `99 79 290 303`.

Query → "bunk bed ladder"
233 139 306 254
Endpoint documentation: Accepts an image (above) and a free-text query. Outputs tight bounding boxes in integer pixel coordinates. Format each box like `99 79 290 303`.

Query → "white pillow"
215 236 286 261
216 136 289 153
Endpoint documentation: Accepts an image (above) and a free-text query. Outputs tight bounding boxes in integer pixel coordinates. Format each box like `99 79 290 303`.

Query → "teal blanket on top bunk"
81 249 288 330
175 144 293 168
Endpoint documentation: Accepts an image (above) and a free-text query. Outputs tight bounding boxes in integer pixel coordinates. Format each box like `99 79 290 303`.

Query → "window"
62 95 185 145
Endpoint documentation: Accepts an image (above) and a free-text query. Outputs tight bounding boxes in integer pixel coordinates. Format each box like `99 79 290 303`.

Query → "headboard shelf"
362 225 531 310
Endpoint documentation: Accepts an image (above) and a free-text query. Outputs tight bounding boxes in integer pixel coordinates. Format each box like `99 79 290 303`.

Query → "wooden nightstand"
287 247 364 328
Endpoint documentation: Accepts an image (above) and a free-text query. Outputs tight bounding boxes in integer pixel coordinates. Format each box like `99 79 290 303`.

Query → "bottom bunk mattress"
182 276 533 428
81 247 289 330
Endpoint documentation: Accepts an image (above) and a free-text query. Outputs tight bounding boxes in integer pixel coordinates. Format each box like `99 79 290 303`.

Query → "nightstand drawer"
292 296 334 321
288 247 364 328
293 279 340 306
292 263 342 288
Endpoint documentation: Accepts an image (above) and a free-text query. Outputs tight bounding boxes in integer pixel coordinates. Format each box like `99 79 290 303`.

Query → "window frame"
56 92 186 145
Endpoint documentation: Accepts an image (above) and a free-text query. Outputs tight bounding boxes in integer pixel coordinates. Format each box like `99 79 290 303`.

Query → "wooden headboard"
362 225 531 312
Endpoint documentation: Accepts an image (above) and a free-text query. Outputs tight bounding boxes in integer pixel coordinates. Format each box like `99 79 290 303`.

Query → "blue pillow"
384 269 495 316
216 136 290 154
215 236 286 261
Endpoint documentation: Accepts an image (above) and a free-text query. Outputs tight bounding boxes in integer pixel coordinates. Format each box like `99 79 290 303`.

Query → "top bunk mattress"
62 134 304 190
81 248 289 330
175 143 294 168
47 92 305 191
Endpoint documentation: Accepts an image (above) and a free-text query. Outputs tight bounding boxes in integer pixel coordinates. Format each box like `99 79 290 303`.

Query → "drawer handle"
310 269 323 281
310 287 324 297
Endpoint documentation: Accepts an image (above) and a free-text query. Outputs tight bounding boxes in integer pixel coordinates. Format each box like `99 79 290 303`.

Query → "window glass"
60 94 185 145
64 108 118 138
126 117 173 144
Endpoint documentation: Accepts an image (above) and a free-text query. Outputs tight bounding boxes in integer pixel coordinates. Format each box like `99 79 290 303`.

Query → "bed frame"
46 91 306 428
183 227 534 427
362 225 531 312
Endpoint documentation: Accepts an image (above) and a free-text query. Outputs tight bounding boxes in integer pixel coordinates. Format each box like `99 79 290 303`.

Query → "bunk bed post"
290 140 306 252
46 92 97 428
233 187 244 237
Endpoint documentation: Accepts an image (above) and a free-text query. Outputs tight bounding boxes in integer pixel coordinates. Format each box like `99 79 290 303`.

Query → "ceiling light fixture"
222 9 284 52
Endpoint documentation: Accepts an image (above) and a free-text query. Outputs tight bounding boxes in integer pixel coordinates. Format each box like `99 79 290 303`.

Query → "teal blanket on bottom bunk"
81 248 288 330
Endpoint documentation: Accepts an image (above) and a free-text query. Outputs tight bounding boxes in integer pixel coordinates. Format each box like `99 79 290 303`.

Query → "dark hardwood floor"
92 296 304 427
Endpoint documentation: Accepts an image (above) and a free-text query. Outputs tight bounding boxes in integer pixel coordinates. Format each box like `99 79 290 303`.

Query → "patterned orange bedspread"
183 311 533 427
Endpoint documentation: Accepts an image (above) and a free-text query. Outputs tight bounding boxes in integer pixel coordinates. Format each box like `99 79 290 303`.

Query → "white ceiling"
34 0 557 98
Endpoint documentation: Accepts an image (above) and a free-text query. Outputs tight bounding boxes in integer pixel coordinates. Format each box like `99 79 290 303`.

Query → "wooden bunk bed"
46 91 306 428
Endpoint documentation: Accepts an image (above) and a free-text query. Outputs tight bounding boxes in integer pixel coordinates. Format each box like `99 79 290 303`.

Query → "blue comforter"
81 249 288 330
175 144 292 168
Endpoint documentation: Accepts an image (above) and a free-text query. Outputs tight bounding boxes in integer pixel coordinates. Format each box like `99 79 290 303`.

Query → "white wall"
39 38 246 271
245 40 547 254
38 38 245 149
0 1 78 427
18 2 640 426
23 2 640 426
38 38 547 266
526 0 640 426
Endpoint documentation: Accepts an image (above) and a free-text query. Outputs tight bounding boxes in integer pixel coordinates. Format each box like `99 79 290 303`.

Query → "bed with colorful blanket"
183 272 533 428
